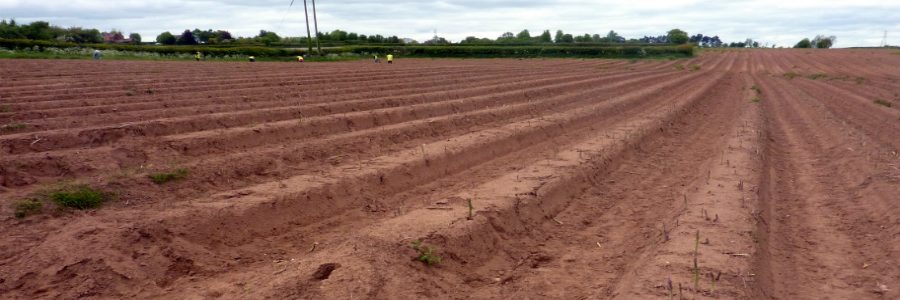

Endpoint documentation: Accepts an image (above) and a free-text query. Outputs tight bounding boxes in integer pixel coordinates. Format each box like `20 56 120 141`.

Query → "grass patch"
689 64 701 71
806 73 827 80
51 185 107 209
674 64 685 70
751 97 761 103
148 168 189 184
783 72 800 80
13 199 43 218
874 99 893 108
410 240 442 266
1 123 28 132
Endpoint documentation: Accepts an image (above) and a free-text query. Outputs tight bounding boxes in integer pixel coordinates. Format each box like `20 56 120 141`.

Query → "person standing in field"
373 54 380 63
249 56 256 62
297 55 305 62
387 54 394 64
195 51 202 61
92 50 102 60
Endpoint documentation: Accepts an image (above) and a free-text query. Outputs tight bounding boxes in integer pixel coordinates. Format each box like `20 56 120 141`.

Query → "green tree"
539 30 552 43
22 21 55 40
156 31 176 45
794 38 812 48
176 29 197 45
0 19 25 39
560 33 574 43
498 31 515 42
66 27 102 43
554 30 564 43
606 30 623 43
516 29 531 40
257 30 281 46
812 35 835 48
129 33 141 44
667 29 689 44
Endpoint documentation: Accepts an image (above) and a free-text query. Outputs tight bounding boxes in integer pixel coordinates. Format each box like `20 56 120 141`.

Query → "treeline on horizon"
1 19 767 48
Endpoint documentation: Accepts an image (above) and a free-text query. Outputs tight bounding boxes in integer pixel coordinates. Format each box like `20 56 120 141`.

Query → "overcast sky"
1 0 898 47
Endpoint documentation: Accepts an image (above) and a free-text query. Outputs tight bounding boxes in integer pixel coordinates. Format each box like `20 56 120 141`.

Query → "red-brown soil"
1 50 898 299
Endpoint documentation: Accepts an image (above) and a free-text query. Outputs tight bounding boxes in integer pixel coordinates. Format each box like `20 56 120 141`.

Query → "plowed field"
1 49 899 299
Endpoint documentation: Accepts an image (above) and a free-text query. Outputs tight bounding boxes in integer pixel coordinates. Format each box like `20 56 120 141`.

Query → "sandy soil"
0 49 898 299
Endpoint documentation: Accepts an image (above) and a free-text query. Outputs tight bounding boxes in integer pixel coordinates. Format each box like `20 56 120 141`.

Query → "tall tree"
129 33 141 44
516 29 531 40
606 30 623 43
554 30 564 43
794 38 812 48
156 31 176 45
539 30 552 43
812 35 836 48
176 29 197 45
667 29 689 44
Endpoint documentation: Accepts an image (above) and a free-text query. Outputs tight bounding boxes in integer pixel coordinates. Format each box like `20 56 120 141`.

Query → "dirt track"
1 50 898 299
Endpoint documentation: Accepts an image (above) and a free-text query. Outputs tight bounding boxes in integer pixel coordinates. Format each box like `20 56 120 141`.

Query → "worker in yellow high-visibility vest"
195 51 202 61
297 56 304 62
387 54 394 64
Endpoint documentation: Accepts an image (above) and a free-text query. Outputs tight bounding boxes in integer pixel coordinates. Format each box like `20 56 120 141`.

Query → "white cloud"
0 0 898 47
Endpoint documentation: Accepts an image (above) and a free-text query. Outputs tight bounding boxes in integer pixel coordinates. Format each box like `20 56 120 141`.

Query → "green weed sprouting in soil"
13 199 42 218
873 99 893 108
674 64 685 71
806 73 827 80
51 185 107 209
149 168 189 184
783 72 800 80
1 123 27 132
689 64 701 71
751 97 761 103
410 240 442 266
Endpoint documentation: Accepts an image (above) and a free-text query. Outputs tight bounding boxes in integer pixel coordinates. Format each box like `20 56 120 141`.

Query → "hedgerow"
0 38 693 59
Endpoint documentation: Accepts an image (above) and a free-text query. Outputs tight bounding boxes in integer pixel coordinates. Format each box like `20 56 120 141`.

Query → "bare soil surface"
1 50 898 299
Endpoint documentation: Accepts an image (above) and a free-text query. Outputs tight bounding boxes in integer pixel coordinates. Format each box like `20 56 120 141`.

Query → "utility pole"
882 31 888 47
312 0 321 55
303 0 313 54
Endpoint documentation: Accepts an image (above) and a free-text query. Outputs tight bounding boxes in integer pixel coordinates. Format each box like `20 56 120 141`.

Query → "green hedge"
0 39 308 57
341 44 693 58
1 38 692 59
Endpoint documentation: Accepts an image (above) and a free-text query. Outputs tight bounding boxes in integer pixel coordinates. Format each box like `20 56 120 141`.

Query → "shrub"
149 168 189 184
13 199 42 218
51 185 107 209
